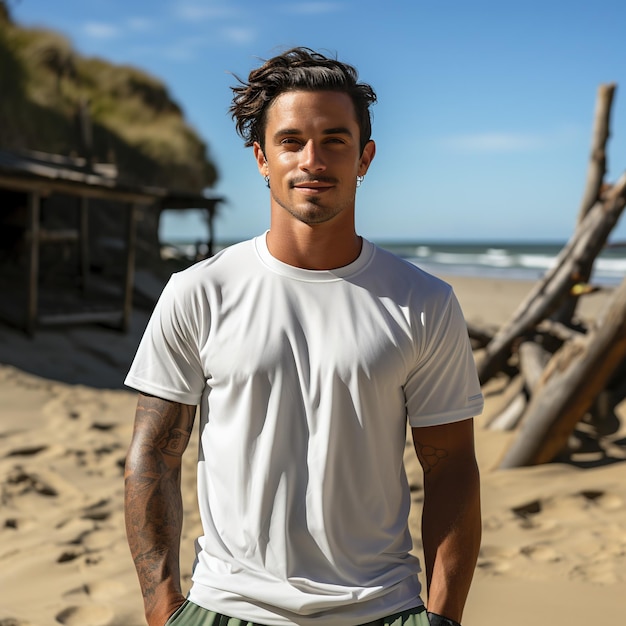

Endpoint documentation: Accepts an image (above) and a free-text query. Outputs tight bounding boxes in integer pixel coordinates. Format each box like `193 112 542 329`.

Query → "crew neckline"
254 232 375 282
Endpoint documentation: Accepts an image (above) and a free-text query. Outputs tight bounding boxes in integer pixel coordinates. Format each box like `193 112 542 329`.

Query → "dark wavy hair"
230 47 377 154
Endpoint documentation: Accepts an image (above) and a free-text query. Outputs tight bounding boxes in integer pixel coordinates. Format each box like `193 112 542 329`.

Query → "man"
124 47 483 626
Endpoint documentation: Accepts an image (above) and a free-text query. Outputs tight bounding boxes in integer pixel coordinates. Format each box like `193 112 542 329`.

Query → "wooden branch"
576 84 616 224
467 321 494 348
498 273 626 468
518 339 551 392
488 393 527 431
536 319 585 342
487 339 551 432
553 84 616 325
477 173 626 385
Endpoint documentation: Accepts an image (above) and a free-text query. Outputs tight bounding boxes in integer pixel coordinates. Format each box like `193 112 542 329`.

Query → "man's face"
253 90 375 227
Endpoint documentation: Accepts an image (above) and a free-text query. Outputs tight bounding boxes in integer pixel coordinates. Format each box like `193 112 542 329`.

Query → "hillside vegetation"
0 3 217 191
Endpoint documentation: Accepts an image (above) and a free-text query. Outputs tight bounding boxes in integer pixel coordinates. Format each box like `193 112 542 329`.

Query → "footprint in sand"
588 491 624 511
84 580 126 600
0 618 34 626
520 543 561 562
57 548 85 564
81 499 112 522
4 467 58 497
5 445 49 457
4 466 82 501
476 545 518 574
570 559 621 584
64 579 125 601
55 605 114 626
81 527 118 552
3 516 36 531
511 499 543 525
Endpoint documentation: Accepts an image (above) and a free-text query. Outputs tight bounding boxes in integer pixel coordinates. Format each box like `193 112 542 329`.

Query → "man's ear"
253 142 268 176
358 140 376 176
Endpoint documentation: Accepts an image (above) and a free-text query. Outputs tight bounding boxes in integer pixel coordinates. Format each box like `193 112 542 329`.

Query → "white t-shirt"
125 234 483 626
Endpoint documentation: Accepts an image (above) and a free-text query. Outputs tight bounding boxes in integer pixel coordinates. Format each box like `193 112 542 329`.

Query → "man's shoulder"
157 237 260 307
173 237 258 280
369 242 453 295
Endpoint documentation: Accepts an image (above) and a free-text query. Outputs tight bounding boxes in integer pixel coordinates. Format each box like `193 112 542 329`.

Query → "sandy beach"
0 273 624 626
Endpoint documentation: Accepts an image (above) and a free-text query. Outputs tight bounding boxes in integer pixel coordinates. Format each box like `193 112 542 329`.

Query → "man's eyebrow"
274 128 301 138
273 127 354 139
323 127 353 137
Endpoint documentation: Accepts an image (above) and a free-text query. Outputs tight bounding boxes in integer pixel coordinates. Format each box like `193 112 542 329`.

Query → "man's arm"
124 393 196 626
412 418 481 624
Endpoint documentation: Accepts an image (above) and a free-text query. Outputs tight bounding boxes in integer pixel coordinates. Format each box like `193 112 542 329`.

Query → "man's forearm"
124 395 195 625
421 458 481 623
125 453 185 624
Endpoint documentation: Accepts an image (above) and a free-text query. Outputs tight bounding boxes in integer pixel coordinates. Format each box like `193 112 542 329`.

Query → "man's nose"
299 140 326 172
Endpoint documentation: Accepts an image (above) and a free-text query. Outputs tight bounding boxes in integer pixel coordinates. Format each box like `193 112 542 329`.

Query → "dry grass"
0 13 217 190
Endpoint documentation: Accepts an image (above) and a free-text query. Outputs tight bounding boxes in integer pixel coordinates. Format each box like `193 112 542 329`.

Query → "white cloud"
126 17 156 32
82 21 120 40
160 36 210 61
281 2 343 14
438 125 583 154
174 2 237 21
220 26 256 46
161 46 196 62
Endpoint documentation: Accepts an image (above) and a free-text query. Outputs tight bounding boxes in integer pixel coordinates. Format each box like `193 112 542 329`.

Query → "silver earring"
264 175 270 188
356 175 364 187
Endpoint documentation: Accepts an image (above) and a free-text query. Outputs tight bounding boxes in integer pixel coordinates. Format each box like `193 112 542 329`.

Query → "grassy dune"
0 4 217 191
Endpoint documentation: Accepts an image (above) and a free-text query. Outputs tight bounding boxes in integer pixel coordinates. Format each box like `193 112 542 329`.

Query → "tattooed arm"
124 393 196 626
412 419 481 624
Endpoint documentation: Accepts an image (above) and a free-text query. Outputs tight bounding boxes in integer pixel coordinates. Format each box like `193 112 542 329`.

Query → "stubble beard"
271 177 356 226
271 190 344 226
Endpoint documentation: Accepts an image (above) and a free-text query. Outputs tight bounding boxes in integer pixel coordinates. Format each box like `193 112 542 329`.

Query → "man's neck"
266 222 362 270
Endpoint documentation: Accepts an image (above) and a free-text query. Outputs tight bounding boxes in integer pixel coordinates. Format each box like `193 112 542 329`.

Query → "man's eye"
281 138 300 145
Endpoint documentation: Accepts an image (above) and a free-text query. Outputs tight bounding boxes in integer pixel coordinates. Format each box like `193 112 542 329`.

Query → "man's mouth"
291 177 337 191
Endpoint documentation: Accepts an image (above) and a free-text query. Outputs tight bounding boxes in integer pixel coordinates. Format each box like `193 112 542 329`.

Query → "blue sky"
11 0 626 244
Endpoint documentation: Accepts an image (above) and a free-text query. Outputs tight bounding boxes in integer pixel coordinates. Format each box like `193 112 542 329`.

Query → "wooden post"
79 196 89 291
26 191 40 335
121 203 138 332
77 98 94 168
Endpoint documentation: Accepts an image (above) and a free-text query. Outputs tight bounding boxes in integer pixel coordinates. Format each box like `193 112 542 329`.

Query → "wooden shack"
0 149 222 334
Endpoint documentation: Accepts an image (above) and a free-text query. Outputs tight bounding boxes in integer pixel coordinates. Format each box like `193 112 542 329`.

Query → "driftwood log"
477 81 624 386
553 82 616 325
476 83 626 467
498 275 626 467
477 172 626 386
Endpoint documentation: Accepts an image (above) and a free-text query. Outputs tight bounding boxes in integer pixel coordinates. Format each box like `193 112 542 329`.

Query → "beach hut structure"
0 149 222 334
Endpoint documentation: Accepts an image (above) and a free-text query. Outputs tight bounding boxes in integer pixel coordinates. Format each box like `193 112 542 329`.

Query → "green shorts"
165 600 428 626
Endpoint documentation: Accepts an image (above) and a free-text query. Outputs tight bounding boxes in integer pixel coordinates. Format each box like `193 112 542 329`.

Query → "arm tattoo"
135 394 195 460
124 395 196 610
414 440 449 474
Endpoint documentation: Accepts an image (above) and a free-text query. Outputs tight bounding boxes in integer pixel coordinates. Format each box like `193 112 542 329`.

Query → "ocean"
165 240 626 287
377 241 626 286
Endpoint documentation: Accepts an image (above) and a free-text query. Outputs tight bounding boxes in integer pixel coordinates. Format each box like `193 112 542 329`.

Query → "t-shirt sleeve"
124 274 206 406
405 288 483 427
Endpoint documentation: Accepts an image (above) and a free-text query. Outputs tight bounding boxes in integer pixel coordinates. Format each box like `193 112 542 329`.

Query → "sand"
0 274 624 625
